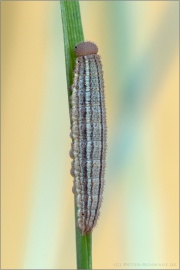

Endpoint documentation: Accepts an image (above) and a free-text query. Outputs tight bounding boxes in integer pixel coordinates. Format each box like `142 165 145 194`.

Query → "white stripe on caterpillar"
69 41 107 235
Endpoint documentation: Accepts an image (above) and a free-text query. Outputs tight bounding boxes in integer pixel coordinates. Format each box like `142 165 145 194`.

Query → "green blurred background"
1 1 179 269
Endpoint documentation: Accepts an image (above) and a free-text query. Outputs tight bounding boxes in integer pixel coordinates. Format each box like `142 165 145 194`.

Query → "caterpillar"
69 41 107 235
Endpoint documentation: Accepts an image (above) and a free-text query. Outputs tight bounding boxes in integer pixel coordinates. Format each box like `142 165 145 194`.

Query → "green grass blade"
60 1 92 269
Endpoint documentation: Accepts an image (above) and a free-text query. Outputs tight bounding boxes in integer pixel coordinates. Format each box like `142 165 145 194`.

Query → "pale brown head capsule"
74 41 98 57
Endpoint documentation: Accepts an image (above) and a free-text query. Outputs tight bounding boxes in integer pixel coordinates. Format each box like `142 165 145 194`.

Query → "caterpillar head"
74 41 98 57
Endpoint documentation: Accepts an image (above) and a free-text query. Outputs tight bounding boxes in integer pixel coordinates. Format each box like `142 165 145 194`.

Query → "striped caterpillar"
69 41 107 235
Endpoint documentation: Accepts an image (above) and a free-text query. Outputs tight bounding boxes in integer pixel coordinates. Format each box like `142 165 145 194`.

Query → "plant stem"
60 1 92 269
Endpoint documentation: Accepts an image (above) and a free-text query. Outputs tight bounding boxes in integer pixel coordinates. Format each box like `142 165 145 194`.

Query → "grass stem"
60 1 92 269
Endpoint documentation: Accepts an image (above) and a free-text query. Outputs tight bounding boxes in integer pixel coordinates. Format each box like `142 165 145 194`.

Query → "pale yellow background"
1 1 179 269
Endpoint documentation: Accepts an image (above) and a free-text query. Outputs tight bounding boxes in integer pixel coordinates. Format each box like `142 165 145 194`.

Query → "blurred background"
1 1 179 269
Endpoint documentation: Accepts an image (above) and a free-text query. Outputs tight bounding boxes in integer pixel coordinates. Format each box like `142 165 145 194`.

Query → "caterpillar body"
69 42 107 235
